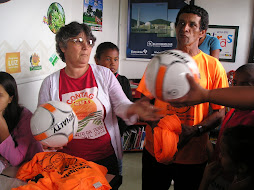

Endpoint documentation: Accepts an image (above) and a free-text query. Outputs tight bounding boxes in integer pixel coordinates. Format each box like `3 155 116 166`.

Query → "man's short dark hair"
175 5 209 31
95 42 119 60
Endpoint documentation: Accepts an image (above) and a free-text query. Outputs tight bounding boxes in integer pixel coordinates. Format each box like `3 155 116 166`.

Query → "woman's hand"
169 74 209 107
127 97 164 121
198 161 222 190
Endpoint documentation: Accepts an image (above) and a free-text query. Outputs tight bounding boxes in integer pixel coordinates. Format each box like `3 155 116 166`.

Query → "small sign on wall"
207 25 239 62
5 52 21 74
83 0 103 31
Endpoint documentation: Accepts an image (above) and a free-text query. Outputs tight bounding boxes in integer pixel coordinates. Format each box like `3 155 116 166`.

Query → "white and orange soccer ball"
30 101 78 148
145 49 200 101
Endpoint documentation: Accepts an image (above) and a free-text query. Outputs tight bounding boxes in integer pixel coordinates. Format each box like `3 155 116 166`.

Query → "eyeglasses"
68 37 93 47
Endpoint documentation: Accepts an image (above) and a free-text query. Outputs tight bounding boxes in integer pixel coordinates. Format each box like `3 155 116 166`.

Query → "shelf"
123 124 146 151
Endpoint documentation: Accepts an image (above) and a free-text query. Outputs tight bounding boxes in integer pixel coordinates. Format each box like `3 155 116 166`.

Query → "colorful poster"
83 0 103 31
5 52 21 74
248 24 254 63
47 2 65 34
30 53 42 71
207 25 239 62
0 2 67 84
127 0 194 59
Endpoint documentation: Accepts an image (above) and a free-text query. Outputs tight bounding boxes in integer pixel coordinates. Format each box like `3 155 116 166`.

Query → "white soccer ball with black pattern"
145 49 200 101
30 101 78 148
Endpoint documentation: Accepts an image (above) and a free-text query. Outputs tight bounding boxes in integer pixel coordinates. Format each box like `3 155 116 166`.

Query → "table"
0 166 121 190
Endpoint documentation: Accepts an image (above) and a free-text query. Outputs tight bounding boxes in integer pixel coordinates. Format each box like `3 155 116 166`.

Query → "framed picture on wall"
83 0 103 31
248 24 254 63
207 25 239 62
126 0 194 60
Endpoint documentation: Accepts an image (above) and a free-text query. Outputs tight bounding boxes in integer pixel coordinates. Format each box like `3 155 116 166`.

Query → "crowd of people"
0 4 253 190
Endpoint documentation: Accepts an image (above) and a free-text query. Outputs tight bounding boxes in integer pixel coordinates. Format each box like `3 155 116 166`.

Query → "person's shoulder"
118 74 129 81
197 51 224 69
206 34 217 40
20 107 33 119
207 34 220 44
90 64 114 81
17 107 33 129
43 69 61 81
90 64 111 73
200 51 219 62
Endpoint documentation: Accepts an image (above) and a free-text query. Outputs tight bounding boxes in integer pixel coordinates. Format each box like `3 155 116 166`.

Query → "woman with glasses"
37 22 161 179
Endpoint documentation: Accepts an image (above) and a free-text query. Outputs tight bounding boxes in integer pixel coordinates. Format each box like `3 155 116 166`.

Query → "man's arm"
178 108 225 149
194 108 225 134
170 74 254 110
210 49 220 59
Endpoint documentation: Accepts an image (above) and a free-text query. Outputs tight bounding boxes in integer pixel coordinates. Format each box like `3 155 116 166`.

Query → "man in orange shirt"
137 5 229 190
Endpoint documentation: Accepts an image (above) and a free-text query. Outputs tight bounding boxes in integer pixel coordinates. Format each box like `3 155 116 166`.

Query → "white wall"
195 0 254 72
1 0 253 112
118 0 254 77
0 0 120 112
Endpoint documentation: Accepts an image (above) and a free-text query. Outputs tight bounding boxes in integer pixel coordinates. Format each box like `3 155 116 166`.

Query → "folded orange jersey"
12 152 111 190
153 115 182 164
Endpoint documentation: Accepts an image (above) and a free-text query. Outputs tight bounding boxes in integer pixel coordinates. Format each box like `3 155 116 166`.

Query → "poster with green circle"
47 2 65 34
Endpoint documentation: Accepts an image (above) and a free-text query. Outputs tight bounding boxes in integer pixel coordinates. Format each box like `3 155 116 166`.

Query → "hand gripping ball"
145 49 200 101
30 101 78 147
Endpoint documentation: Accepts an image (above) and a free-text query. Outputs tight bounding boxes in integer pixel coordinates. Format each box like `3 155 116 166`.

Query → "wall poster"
248 24 254 63
0 1 66 84
83 0 103 31
126 0 194 59
207 25 239 62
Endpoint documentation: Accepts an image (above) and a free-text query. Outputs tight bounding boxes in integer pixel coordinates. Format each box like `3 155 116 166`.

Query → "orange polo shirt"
137 51 229 164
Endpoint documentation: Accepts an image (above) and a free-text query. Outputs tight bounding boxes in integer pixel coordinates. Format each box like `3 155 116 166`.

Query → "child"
199 125 254 190
213 64 254 162
199 64 254 189
0 72 43 171
95 42 133 136
199 33 222 59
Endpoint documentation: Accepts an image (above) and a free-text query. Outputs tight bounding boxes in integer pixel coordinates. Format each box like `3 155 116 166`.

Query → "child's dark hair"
0 72 23 135
235 63 254 74
222 125 254 176
94 42 119 60
233 63 254 86
175 5 209 31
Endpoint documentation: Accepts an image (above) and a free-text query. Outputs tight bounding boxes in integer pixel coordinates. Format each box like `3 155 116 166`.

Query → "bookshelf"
123 79 147 151
123 122 147 151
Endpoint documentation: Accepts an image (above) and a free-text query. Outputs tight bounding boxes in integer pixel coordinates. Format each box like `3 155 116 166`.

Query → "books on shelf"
123 124 146 151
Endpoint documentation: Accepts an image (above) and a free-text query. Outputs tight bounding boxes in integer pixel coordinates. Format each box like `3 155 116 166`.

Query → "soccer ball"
145 50 200 101
31 101 78 147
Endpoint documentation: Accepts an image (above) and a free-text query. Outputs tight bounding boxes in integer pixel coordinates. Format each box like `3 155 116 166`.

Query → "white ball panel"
30 107 54 135
31 101 78 147
145 49 200 101
146 56 160 96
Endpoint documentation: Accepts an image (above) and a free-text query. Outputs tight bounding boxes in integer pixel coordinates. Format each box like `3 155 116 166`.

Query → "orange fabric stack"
12 152 111 190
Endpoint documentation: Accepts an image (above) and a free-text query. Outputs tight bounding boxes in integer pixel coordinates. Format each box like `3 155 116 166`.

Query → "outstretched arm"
170 74 254 110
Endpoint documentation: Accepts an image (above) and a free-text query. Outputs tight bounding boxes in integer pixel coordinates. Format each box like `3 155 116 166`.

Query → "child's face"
96 49 119 74
219 138 237 173
233 71 254 86
0 84 13 113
